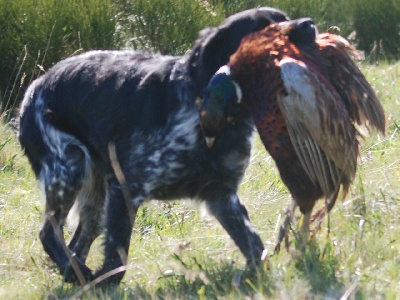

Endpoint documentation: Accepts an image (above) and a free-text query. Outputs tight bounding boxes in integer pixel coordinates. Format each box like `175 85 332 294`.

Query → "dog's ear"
186 7 289 95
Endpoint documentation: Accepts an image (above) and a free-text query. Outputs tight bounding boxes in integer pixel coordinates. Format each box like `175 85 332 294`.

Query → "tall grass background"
0 0 399 298
0 0 119 116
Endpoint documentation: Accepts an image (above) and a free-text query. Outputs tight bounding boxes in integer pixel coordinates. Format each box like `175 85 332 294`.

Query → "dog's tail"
18 80 93 197
19 81 89 172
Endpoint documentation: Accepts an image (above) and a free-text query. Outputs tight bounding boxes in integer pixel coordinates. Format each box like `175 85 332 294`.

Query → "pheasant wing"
277 57 358 197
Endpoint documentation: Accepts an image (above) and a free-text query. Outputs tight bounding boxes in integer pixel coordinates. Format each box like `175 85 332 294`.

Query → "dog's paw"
63 258 93 285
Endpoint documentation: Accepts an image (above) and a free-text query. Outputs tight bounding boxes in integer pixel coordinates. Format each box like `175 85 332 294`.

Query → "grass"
0 61 399 299
0 0 119 114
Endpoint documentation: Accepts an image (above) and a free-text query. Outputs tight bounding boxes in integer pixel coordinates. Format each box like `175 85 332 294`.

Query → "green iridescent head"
200 66 242 146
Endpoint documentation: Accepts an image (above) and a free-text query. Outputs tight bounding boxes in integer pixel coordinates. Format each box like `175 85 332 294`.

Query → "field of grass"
0 62 399 299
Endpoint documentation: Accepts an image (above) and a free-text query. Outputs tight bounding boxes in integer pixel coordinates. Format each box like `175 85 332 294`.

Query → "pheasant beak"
205 137 216 148
200 108 223 148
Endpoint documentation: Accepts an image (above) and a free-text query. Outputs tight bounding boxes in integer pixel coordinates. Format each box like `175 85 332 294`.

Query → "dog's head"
185 7 289 95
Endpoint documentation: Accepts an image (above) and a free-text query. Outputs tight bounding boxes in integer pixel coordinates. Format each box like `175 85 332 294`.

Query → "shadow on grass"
154 254 276 299
41 236 347 299
45 281 153 300
44 255 276 299
292 234 344 298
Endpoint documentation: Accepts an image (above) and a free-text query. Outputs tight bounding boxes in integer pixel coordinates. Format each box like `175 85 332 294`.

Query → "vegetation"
0 62 399 298
116 0 224 55
0 0 119 115
0 0 399 298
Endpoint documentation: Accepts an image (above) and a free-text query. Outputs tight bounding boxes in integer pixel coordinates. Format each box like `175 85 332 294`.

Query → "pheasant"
200 18 385 251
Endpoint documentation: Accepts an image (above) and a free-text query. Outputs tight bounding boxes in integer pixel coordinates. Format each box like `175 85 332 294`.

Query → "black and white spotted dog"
18 7 289 285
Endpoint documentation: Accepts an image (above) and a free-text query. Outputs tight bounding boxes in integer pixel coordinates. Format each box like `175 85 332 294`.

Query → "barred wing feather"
278 57 358 197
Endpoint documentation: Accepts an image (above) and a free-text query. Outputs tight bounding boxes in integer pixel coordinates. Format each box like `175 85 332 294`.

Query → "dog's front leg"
204 191 265 268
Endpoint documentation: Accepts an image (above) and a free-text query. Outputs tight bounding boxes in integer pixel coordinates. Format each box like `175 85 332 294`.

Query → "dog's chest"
125 106 204 182
123 106 250 200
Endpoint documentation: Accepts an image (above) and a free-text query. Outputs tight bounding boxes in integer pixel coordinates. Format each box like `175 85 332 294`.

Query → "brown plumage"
200 19 385 250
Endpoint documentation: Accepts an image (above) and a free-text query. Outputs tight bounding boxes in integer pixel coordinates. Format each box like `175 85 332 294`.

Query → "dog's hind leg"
93 178 141 286
68 165 106 264
203 189 264 268
39 143 93 284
